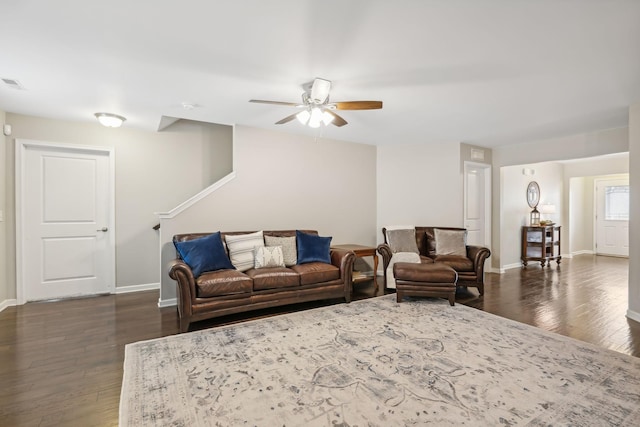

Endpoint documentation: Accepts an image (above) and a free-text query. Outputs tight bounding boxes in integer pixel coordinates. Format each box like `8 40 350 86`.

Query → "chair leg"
396 291 403 303
448 293 455 306
477 282 485 296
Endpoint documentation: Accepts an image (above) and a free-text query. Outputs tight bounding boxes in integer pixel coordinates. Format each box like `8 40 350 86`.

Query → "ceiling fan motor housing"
310 78 331 104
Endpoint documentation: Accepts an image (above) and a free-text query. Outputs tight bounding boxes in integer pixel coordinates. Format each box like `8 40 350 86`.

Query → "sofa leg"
448 294 455 306
179 318 190 333
477 283 485 296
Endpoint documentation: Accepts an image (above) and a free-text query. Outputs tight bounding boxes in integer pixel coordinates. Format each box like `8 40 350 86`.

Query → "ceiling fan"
249 78 382 128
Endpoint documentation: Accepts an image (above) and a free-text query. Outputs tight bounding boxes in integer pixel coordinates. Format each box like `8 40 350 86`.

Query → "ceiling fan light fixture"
95 112 126 128
321 111 334 125
308 107 324 128
296 110 310 125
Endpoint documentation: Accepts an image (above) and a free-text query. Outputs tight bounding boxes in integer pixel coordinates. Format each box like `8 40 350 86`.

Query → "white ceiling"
1 0 639 148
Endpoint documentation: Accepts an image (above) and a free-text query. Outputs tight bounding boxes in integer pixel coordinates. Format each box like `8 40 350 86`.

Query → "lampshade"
540 204 556 214
296 108 334 128
296 110 311 125
308 108 324 128
95 112 126 128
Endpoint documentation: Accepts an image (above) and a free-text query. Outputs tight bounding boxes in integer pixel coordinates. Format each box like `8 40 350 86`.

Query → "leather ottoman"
393 262 458 305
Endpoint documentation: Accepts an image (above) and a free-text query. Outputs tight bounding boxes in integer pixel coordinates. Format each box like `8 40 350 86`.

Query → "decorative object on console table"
331 244 378 289
526 181 541 225
521 225 561 267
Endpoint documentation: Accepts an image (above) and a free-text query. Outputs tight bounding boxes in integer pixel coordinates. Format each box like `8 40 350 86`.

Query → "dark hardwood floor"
0 254 638 426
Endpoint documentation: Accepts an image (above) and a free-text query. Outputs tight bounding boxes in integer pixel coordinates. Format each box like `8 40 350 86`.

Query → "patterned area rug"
120 295 640 426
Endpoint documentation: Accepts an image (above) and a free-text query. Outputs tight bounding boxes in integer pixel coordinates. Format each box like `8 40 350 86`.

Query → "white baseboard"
115 282 160 294
571 250 594 256
500 262 523 273
158 298 177 308
0 299 17 313
627 309 640 324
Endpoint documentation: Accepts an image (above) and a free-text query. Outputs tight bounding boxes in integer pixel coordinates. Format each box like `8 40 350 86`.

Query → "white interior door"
464 162 491 248
17 140 114 302
595 178 629 257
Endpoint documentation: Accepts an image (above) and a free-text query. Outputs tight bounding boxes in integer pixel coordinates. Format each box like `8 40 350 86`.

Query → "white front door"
595 177 629 257
17 140 114 302
464 162 491 248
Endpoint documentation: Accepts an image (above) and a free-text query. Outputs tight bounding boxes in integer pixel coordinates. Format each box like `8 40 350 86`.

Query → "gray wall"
2 114 232 298
376 142 464 243
159 125 377 302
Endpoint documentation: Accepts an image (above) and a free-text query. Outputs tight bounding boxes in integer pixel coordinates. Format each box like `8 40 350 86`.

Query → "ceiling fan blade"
275 113 299 125
249 99 300 107
325 110 348 127
334 101 383 110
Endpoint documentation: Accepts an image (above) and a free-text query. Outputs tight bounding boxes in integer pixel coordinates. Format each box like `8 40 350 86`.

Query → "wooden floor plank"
0 253 638 426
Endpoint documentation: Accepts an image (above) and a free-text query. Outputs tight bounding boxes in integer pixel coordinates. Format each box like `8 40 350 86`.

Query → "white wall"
568 177 592 254
500 162 564 269
492 127 628 269
562 154 629 256
629 103 640 323
376 142 463 242
3 114 232 298
0 110 8 307
159 125 377 302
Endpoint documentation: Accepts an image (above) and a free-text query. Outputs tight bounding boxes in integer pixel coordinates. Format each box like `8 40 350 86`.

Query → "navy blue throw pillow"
296 230 332 264
174 232 235 277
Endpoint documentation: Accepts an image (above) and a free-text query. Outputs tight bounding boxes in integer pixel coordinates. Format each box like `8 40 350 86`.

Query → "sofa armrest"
377 243 392 271
330 248 356 302
168 259 197 320
467 245 491 279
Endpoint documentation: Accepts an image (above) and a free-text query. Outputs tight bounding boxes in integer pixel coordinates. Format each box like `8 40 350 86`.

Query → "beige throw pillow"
434 229 467 256
225 231 264 272
265 235 297 266
254 246 285 268
386 228 419 254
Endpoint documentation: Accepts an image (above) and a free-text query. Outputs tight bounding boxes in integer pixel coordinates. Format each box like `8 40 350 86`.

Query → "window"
605 185 629 220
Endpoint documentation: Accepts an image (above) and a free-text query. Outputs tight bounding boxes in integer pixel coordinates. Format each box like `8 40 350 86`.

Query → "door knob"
97 227 108 232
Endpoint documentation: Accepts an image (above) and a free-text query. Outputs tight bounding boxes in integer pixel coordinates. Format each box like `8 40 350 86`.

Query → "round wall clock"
527 181 540 208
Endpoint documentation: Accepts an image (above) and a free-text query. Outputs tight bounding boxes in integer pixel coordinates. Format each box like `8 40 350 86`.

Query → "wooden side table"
521 225 561 267
331 244 378 288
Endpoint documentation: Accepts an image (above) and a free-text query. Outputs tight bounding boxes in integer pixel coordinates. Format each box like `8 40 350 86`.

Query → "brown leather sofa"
377 226 491 295
169 230 355 332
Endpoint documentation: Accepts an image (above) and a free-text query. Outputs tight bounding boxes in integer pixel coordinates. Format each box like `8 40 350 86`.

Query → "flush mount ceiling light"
94 112 126 128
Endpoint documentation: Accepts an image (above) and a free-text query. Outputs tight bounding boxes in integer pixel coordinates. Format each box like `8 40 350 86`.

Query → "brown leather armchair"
377 226 491 295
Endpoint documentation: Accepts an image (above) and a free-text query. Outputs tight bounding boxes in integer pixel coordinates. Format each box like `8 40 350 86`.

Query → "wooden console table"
521 225 561 267
331 244 378 288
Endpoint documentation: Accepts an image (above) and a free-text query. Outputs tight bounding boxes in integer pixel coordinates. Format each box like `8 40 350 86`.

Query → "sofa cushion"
296 230 331 264
264 235 297 266
434 228 467 256
386 228 419 254
196 270 253 297
225 231 265 272
290 262 340 285
254 246 285 268
433 255 474 272
173 231 234 278
246 267 300 290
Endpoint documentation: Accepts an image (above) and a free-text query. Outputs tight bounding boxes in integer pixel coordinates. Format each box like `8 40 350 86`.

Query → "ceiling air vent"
2 78 25 90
